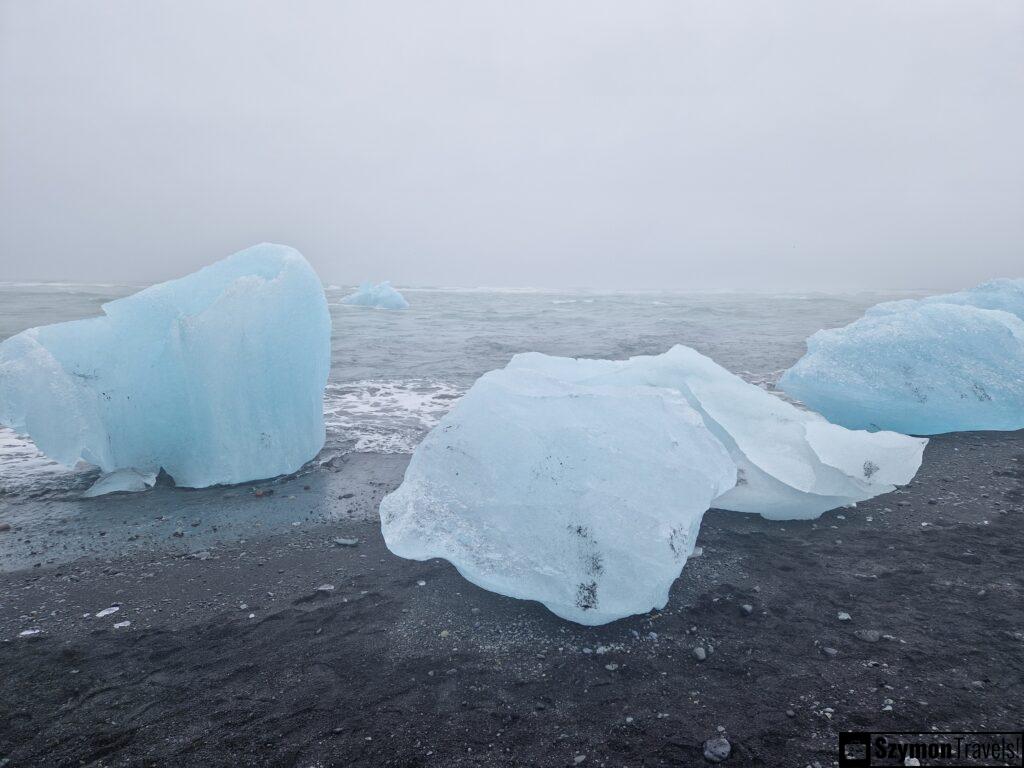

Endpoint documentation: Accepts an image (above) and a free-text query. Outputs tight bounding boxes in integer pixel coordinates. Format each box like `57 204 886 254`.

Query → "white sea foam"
324 380 464 453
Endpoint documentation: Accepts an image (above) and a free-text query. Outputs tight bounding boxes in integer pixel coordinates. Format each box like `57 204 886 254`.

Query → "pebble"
95 607 120 618
740 604 753 616
417 580 427 587
574 755 586 765
316 584 336 593
703 737 731 763
786 709 795 718
18 628 40 637
693 646 707 662
0 523 11 532
113 621 130 629
854 629 881 643
604 663 619 671
837 612 852 621
822 647 838 657
333 537 360 547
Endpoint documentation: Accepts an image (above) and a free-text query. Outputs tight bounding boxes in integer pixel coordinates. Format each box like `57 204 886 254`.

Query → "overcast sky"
1 1 1021 290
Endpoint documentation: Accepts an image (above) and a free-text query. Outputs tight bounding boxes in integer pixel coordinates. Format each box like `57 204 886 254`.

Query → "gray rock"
0 522 12 532
854 629 881 643
693 646 707 662
316 583 336 593
332 537 360 547
822 646 838 657
740 604 754 616
703 737 731 763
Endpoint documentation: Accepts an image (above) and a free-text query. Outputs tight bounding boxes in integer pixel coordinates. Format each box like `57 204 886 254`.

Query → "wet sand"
1 432 1022 767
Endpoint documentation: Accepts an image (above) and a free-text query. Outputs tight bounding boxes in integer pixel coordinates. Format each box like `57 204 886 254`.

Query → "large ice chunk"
0 243 331 488
381 346 925 624
380 366 737 625
780 281 1024 434
340 281 409 310
507 347 926 520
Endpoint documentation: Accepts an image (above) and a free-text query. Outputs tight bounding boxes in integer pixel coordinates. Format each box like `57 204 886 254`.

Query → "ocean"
0 282 921 500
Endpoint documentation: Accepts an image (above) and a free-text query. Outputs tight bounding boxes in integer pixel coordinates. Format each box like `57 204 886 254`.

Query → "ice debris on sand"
82 468 158 498
0 243 331 489
381 346 924 624
340 281 409 310
380 363 737 625
780 279 1024 434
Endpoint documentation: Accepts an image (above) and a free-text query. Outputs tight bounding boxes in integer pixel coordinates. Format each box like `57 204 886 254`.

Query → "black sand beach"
1 431 1022 767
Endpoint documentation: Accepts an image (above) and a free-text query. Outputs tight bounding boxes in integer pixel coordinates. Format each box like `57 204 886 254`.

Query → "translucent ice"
381 346 924 624
82 468 158 497
0 243 331 488
380 365 737 625
507 347 926 520
340 281 409 310
780 281 1024 434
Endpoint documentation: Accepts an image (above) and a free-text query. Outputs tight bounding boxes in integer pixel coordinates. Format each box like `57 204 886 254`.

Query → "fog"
1 1 1021 290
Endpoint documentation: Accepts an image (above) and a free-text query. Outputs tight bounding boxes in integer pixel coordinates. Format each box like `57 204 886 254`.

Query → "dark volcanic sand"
1 433 1022 767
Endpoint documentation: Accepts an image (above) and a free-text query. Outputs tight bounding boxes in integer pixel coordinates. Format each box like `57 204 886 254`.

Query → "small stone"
316 584 336 593
574 756 586 765
333 537 360 547
171 530 184 538
786 709 795 717
822 647 838 657
417 580 427 587
837 612 851 621
18 628 41 637
703 737 731 763
95 606 120 618
693 646 707 662
0 522 12 532
439 630 450 638
854 629 881 643
691 546 704 557
740 604 753 616
604 663 619 671
113 621 130 629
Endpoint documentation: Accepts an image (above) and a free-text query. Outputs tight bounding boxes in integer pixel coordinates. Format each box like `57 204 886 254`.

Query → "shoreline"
1 431 1022 766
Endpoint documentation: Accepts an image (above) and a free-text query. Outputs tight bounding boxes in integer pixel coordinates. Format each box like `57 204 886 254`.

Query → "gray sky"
1 1 1022 290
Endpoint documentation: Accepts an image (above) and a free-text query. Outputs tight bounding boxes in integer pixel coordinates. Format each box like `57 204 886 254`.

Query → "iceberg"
0 243 331 489
381 346 924 624
340 281 409 310
380 365 737 625
780 280 1024 434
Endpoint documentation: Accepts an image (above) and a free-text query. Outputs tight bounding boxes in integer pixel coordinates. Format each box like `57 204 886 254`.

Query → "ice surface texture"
380 364 737 625
381 346 925 624
780 279 1024 434
340 281 409 310
0 243 331 488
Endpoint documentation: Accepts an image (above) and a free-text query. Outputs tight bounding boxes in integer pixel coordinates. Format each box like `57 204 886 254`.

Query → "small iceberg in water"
380 345 925 625
340 281 409 310
780 278 1024 434
0 243 332 491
